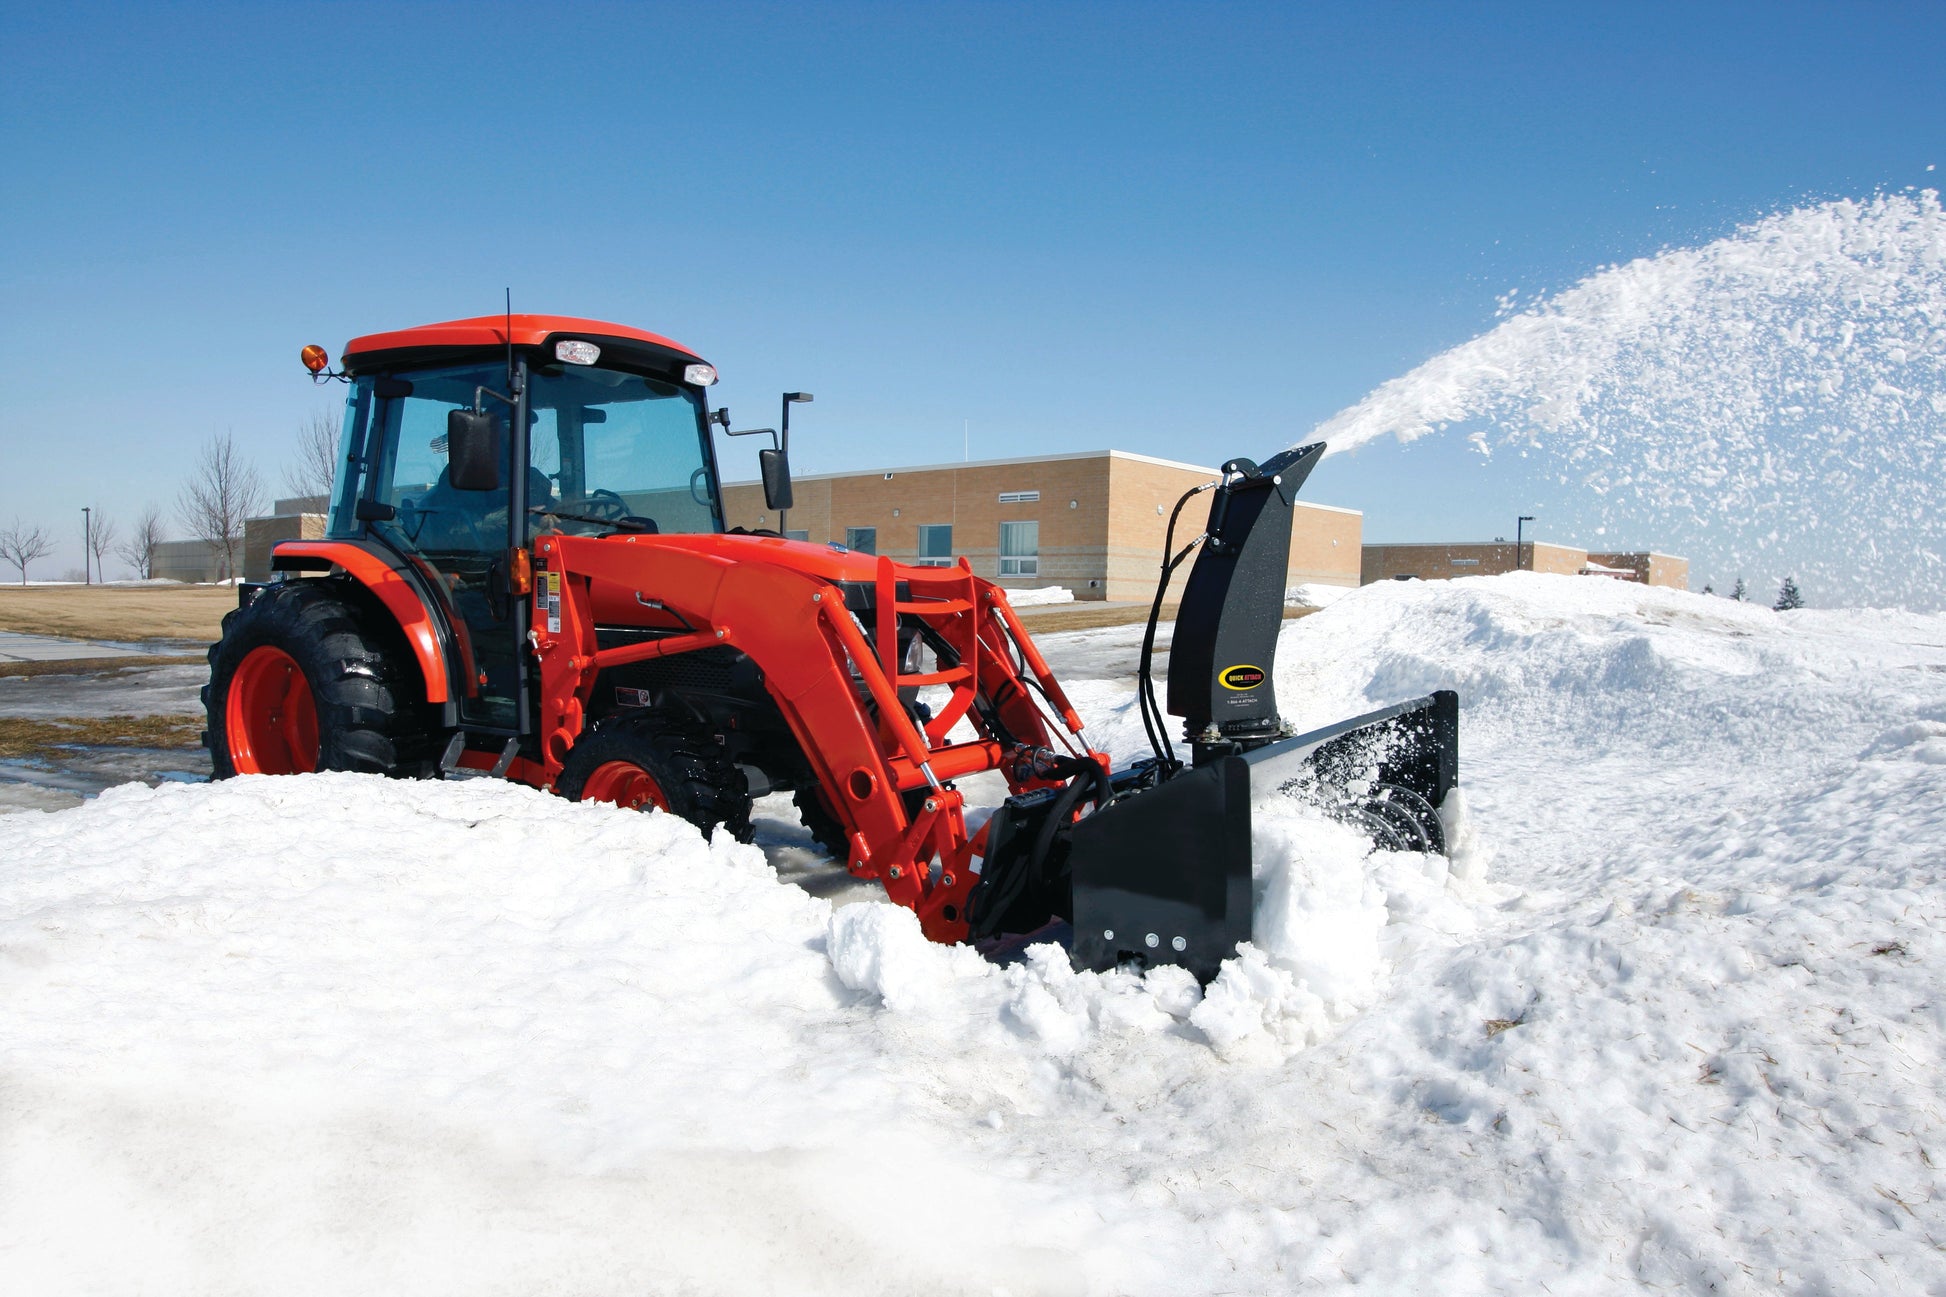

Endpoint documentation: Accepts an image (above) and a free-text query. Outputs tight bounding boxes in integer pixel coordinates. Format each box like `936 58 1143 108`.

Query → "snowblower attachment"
971 442 1460 983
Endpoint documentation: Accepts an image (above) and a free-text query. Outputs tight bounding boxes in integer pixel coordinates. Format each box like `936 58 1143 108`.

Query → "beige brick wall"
1287 504 1362 589
151 539 223 583
726 451 1362 601
1588 551 1689 590
245 513 326 581
728 458 1114 592
1104 457 1214 601
1361 540 1589 583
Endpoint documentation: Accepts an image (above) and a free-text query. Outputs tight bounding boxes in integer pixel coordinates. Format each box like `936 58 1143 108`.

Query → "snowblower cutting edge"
205 314 1458 983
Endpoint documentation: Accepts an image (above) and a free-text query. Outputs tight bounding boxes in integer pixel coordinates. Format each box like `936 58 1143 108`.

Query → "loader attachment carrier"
213 313 1460 987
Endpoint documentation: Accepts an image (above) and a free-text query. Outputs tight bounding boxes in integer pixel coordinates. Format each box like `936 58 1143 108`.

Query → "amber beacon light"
300 344 330 374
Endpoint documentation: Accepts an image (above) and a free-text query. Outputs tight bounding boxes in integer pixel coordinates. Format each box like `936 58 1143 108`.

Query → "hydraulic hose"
970 754 1107 940
1137 481 1216 773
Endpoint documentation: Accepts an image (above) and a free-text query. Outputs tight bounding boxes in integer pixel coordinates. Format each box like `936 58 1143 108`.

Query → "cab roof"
341 314 708 378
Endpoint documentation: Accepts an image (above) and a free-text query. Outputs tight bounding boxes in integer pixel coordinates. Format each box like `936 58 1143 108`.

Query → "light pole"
780 392 812 535
82 507 91 586
1515 515 1535 572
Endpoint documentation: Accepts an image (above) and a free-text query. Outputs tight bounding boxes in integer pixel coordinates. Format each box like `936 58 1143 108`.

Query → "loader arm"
531 530 1097 942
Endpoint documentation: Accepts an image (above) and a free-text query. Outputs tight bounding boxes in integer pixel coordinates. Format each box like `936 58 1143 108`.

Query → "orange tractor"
205 314 1456 980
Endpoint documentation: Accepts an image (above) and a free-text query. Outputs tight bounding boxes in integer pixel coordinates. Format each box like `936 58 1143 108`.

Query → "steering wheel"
396 497 427 543
690 467 714 507
397 497 488 553
582 489 632 521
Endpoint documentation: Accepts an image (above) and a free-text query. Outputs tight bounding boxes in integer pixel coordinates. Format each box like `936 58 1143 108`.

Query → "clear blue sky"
3 0 1941 577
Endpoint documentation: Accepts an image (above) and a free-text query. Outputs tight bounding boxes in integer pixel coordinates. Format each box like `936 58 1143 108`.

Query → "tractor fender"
270 540 453 705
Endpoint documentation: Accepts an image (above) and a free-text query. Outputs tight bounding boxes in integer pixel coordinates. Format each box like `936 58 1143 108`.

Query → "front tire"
793 784 852 860
203 581 428 778
558 710 753 841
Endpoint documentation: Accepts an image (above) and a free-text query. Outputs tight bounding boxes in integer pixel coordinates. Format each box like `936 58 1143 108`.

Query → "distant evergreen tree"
1730 577 1747 601
1774 576 1804 611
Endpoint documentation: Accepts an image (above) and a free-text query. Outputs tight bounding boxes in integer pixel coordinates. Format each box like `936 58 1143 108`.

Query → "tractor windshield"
525 364 718 538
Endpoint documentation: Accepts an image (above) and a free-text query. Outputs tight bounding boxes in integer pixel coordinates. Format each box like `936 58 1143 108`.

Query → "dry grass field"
0 715 205 759
0 585 233 644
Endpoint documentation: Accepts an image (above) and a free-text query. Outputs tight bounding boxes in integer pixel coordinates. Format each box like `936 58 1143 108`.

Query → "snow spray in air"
1313 192 1946 608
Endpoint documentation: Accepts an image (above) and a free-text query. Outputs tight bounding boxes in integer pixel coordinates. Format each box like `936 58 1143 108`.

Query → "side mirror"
759 447 794 512
446 408 502 492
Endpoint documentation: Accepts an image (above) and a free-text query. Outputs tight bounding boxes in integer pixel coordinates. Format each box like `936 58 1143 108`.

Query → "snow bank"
6 574 1945 1293
1284 581 1355 608
1002 584 1075 606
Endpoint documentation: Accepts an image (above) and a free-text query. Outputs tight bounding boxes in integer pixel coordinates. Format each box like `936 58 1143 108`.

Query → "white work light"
684 363 719 386
555 340 601 365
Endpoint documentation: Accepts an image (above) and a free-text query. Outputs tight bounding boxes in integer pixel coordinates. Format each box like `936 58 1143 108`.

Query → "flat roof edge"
722 448 1360 515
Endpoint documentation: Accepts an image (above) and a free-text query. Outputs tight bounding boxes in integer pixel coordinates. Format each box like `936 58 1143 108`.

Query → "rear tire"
203 581 429 778
558 710 754 842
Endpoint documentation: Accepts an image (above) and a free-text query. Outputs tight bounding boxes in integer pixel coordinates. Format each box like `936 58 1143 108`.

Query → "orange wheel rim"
581 760 669 811
226 646 319 775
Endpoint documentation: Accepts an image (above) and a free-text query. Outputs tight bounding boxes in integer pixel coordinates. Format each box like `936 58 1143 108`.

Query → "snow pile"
1316 192 1946 607
6 575 1946 1292
1283 581 1355 608
1002 584 1076 606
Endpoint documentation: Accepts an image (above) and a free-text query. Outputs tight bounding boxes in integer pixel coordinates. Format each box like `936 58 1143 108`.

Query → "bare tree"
178 433 265 581
87 511 119 582
283 407 341 503
0 519 55 585
117 504 167 580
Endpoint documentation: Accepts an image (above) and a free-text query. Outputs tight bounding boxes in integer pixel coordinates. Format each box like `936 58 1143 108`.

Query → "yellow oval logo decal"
1219 665 1266 690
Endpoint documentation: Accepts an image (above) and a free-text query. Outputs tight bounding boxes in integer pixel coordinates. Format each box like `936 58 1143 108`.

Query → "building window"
845 526 877 555
784 529 809 542
998 490 1040 504
916 524 953 567
999 521 1038 576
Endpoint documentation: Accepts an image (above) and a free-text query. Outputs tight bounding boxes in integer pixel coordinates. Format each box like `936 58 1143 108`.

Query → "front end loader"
205 314 1457 983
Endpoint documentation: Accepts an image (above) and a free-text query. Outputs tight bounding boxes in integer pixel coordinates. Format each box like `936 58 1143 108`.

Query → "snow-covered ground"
4 574 1944 1294
1004 585 1077 607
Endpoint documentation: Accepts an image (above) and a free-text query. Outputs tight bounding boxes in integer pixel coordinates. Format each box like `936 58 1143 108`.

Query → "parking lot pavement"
0 631 145 662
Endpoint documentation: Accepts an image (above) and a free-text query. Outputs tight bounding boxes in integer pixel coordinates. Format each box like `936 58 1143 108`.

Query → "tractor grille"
628 647 740 693
593 628 746 702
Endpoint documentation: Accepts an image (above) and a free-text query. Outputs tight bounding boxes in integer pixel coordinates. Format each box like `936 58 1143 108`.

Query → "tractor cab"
306 317 740 730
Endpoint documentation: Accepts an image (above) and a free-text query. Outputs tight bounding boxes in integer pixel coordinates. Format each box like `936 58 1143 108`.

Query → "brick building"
150 539 224 583
724 449 1363 601
243 495 327 580
1360 541 1688 589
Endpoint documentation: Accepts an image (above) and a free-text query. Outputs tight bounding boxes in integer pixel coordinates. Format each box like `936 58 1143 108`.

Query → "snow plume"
1315 192 1946 608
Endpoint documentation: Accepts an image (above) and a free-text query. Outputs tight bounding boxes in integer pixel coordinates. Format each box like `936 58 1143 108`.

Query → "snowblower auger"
967 444 1459 982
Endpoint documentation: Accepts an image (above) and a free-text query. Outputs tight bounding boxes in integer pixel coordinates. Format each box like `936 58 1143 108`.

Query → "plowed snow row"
4 575 1942 1294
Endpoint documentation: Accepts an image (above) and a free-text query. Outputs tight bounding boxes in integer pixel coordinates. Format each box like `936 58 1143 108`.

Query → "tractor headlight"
555 340 601 365
684 363 718 386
